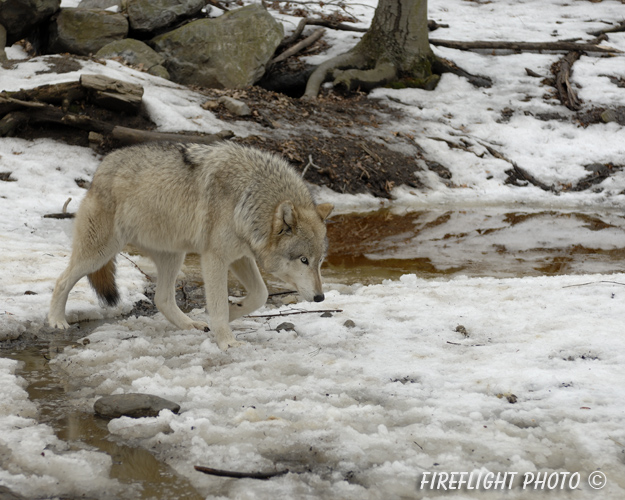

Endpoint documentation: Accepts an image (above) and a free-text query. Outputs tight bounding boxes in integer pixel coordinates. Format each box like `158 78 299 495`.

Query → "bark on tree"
303 0 434 98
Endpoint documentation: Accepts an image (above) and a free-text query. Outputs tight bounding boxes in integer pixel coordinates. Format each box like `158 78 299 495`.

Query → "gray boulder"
94 393 181 419
151 3 283 89
127 0 205 34
96 38 170 78
77 0 120 8
48 8 128 56
0 0 61 45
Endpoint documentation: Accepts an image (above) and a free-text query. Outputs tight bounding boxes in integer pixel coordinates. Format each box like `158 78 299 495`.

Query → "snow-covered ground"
1 0 625 498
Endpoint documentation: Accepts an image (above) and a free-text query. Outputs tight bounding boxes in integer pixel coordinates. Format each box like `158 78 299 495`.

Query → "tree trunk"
303 0 434 98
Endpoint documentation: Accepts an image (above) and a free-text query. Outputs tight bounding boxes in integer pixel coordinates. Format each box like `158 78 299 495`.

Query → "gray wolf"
48 142 333 350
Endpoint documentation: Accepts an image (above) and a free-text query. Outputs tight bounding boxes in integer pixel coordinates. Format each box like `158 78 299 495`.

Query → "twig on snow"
247 308 342 318
562 281 625 289
43 197 75 219
194 465 289 480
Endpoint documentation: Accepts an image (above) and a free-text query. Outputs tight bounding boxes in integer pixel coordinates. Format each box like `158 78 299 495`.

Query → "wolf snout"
314 293 325 302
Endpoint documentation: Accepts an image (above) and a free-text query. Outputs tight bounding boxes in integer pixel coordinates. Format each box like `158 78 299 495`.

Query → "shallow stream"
3 208 625 498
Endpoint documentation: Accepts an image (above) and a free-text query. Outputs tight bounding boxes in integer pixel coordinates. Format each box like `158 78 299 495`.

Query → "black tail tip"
313 294 325 303
102 289 120 308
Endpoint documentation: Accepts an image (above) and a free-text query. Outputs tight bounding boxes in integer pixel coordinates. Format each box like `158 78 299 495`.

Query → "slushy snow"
1 0 625 498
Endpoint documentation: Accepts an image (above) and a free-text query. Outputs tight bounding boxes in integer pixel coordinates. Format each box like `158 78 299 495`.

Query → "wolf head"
263 201 333 302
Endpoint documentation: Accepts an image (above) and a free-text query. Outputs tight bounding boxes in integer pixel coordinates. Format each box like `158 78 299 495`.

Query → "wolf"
48 142 333 350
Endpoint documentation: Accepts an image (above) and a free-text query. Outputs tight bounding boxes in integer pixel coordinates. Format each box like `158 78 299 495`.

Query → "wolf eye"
300 257 309 265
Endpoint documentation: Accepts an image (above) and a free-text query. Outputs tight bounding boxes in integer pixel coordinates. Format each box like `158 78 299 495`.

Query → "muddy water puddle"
4 344 203 500
322 208 625 284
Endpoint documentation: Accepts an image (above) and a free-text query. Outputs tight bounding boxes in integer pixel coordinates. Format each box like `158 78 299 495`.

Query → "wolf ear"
273 201 297 236
316 203 333 221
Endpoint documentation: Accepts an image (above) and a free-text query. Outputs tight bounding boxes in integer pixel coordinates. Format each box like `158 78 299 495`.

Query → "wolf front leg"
201 253 245 350
228 257 268 321
150 251 209 331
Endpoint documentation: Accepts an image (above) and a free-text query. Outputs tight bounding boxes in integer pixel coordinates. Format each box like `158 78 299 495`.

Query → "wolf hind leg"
49 197 121 329
228 257 268 321
48 251 121 329
150 251 208 331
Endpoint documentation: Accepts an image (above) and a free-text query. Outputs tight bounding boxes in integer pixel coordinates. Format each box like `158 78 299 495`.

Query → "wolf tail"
87 259 120 307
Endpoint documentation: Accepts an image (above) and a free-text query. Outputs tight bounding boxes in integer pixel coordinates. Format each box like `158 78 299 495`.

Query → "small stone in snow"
276 322 296 332
94 393 180 419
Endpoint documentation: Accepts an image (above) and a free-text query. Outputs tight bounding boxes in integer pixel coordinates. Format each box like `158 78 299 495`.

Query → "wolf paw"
48 316 70 329
216 338 245 350
192 321 210 332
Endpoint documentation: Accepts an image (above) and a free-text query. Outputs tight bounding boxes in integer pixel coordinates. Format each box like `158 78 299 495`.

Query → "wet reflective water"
323 209 625 284
6 345 203 500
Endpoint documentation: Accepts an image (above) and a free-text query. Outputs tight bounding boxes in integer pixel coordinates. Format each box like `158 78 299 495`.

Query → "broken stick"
194 466 289 480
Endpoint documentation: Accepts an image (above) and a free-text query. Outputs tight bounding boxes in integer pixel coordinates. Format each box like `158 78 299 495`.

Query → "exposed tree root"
332 60 398 93
302 50 369 98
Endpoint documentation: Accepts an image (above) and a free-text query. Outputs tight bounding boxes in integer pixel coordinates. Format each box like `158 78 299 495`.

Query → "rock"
218 96 251 116
77 0 120 9
276 322 296 332
151 3 283 88
601 108 625 125
0 0 61 45
48 8 128 56
96 38 170 79
94 393 180 419
127 0 205 34
320 311 333 318
343 319 356 328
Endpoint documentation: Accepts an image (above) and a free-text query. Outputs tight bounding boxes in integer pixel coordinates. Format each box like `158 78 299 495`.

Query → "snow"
1 0 625 498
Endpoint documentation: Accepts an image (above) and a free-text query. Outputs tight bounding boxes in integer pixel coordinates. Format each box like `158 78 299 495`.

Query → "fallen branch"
479 142 553 192
43 197 75 219
247 309 342 318
194 465 289 480
0 98 233 144
269 28 325 68
588 21 625 37
429 39 622 54
306 18 367 33
279 18 309 48
551 51 582 111
108 125 233 146
432 57 492 88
